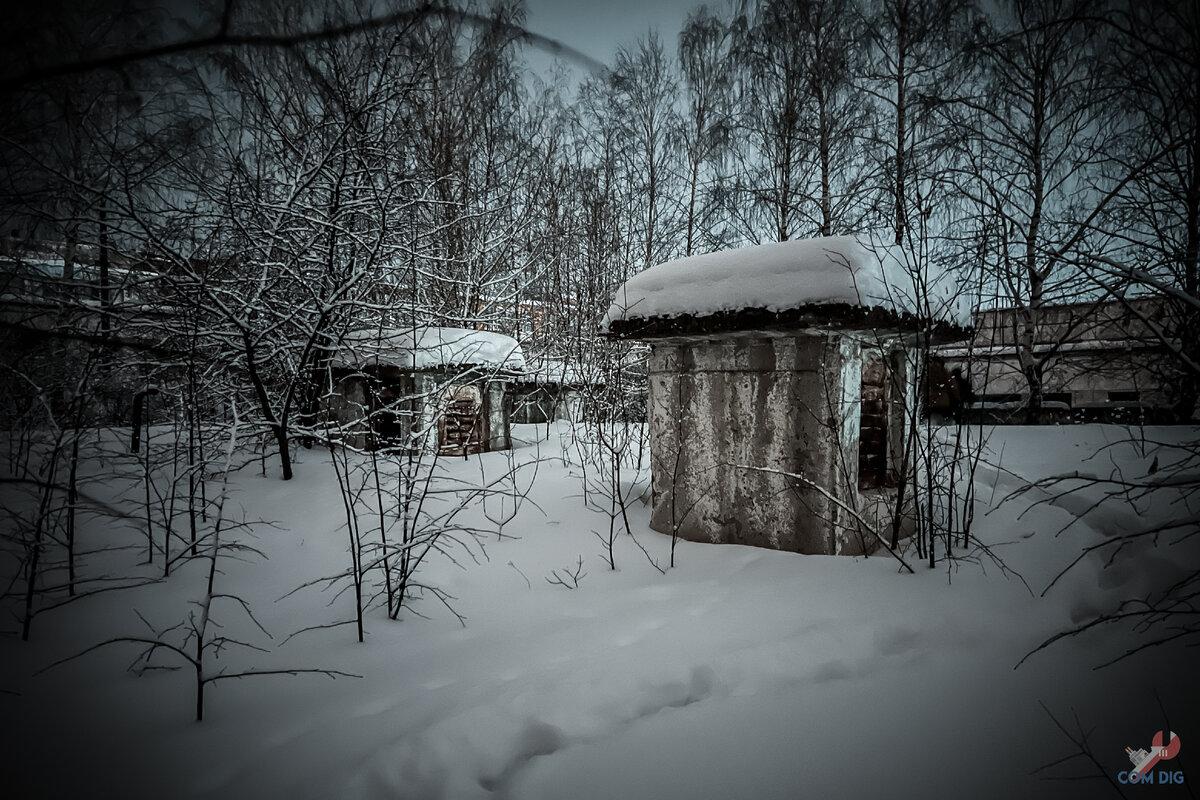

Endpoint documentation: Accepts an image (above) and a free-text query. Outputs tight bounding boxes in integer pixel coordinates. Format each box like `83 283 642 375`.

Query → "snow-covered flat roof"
339 326 525 372
932 338 1165 360
602 235 969 333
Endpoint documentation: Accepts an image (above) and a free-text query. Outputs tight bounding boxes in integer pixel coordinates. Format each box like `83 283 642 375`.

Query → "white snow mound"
602 234 969 330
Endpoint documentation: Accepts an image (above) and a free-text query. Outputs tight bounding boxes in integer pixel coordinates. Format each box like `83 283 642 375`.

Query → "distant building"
508 357 590 425
514 297 568 343
930 298 1184 422
0 238 178 425
605 235 969 556
0 236 155 307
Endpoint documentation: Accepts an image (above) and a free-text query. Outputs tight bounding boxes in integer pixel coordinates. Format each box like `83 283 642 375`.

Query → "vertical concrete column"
829 336 861 554
555 388 582 422
835 336 862 488
485 380 510 451
342 376 368 449
413 372 440 452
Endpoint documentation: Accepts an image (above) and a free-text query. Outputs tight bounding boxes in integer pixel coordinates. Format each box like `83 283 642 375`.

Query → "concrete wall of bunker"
646 332 908 555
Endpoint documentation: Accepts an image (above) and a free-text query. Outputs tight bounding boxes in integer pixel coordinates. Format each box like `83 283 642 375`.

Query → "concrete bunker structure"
604 235 969 555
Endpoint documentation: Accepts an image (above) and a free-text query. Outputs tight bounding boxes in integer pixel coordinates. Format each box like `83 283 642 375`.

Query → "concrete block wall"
646 330 914 556
647 332 865 554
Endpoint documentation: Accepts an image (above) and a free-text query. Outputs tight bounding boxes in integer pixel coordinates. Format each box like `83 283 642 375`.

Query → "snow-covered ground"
3 423 1198 799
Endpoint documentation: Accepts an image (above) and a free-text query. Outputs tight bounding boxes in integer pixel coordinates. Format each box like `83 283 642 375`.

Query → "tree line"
0 0 1197 462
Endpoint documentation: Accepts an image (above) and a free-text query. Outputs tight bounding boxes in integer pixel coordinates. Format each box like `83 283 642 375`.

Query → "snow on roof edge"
601 234 971 332
337 326 526 372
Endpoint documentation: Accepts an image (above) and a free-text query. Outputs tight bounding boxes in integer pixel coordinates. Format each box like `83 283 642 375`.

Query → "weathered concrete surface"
647 332 905 555
485 380 510 451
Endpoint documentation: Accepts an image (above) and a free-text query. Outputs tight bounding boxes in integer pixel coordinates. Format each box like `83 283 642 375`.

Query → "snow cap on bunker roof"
339 326 525 371
601 234 969 333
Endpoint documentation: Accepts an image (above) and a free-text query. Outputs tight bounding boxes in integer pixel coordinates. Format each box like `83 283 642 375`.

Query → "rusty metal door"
439 384 485 455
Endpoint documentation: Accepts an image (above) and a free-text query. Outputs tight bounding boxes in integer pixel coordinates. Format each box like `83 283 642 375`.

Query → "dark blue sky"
522 0 701 67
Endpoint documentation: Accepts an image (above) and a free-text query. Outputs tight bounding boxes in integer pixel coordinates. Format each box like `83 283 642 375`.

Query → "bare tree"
859 0 969 244
38 403 359 721
678 8 733 257
1094 0 1200 422
946 0 1140 422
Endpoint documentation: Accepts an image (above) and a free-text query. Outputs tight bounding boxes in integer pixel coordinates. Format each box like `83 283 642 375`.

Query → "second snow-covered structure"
508 357 591 425
329 326 525 454
604 235 968 556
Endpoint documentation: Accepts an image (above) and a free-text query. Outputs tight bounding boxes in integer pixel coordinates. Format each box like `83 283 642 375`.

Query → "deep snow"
3 423 1197 799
